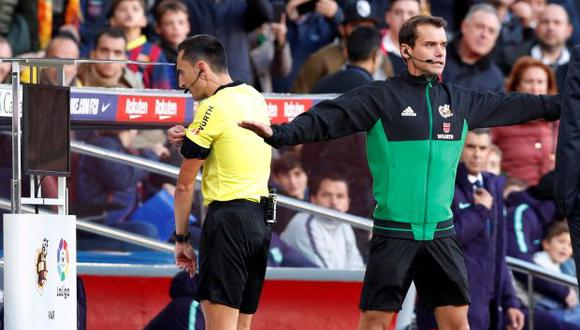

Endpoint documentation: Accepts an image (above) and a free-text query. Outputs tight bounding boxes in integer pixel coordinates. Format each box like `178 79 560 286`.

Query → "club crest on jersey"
443 122 451 133
438 104 453 118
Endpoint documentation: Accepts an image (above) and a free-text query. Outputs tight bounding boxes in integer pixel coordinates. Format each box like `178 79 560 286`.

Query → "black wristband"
173 231 191 243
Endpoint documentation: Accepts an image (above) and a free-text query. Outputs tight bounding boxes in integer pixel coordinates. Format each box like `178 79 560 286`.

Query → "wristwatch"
172 231 191 243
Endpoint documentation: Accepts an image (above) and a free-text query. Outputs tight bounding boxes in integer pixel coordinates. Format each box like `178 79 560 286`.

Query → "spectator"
79 0 113 56
291 0 381 93
311 26 382 93
505 171 579 322
379 0 422 77
272 0 343 92
0 36 12 83
271 151 309 234
512 0 546 29
533 221 580 325
486 144 503 176
489 0 534 51
496 3 573 76
272 151 308 201
416 128 525 330
443 3 505 92
249 13 292 92
38 0 82 50
154 0 190 66
77 130 169 247
281 171 364 269
551 0 580 45
77 27 144 88
300 26 382 262
511 0 536 30
492 56 558 186
0 0 38 55
39 31 81 86
429 0 475 33
109 0 174 90
176 0 273 85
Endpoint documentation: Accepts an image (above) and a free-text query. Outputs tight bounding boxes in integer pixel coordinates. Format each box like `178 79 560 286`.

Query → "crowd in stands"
1 0 580 329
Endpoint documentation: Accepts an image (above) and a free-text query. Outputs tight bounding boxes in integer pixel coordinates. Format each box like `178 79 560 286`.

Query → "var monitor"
22 83 70 176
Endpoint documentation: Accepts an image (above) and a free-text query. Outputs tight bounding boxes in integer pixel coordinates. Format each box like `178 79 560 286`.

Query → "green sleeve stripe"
514 204 530 253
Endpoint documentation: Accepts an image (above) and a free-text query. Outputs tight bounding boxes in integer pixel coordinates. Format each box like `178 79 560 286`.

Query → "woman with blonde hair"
492 56 559 185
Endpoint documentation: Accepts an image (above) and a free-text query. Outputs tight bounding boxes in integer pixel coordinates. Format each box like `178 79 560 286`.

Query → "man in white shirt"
281 171 364 269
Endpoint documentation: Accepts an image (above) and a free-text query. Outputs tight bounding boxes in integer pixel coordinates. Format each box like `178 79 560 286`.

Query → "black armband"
180 137 210 159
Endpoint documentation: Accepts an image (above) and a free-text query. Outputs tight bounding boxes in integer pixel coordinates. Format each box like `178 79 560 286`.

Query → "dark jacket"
496 40 571 77
80 0 112 57
266 70 561 240
311 64 373 94
505 190 569 302
452 164 519 329
184 0 273 85
443 37 505 92
556 45 580 216
273 13 340 92
496 40 535 76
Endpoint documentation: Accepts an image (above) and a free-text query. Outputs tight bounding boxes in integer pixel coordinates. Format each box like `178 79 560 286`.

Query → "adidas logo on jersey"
401 106 417 117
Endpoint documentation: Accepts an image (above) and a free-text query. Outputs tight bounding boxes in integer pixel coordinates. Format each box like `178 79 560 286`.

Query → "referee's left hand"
175 242 197 277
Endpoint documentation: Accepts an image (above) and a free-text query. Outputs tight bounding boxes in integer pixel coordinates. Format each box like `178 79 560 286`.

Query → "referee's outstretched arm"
174 157 204 277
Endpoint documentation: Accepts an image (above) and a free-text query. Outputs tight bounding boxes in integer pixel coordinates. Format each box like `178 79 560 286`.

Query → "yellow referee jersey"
184 81 271 204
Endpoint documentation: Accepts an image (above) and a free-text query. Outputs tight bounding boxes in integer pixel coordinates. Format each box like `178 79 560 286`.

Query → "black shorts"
360 235 470 312
195 199 271 314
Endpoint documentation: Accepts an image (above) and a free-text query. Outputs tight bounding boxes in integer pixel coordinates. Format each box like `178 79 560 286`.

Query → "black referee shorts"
360 235 470 312
195 199 271 314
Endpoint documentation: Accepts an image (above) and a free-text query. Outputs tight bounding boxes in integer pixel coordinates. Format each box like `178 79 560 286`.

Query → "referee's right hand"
238 121 273 138
175 242 197 277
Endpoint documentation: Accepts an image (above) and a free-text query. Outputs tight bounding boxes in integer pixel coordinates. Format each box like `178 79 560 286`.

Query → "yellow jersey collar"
127 35 147 51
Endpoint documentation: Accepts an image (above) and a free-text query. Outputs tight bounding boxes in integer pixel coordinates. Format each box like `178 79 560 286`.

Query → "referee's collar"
214 80 244 95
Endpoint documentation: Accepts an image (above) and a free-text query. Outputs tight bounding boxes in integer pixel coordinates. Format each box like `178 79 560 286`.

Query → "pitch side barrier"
0 84 337 129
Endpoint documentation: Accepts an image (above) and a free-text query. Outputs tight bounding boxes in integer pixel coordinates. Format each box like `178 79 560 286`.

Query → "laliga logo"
57 239 69 281
35 239 49 294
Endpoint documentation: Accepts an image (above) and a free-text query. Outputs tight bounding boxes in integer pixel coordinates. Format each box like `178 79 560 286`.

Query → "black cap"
344 0 378 24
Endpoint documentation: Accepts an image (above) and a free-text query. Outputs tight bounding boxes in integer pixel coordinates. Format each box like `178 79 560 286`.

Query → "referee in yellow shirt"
172 35 272 330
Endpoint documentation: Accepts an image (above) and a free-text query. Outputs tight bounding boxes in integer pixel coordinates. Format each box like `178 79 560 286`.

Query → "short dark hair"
346 26 381 63
272 152 303 175
399 15 447 48
308 170 350 197
154 0 189 23
177 35 228 73
544 220 570 242
95 27 127 49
